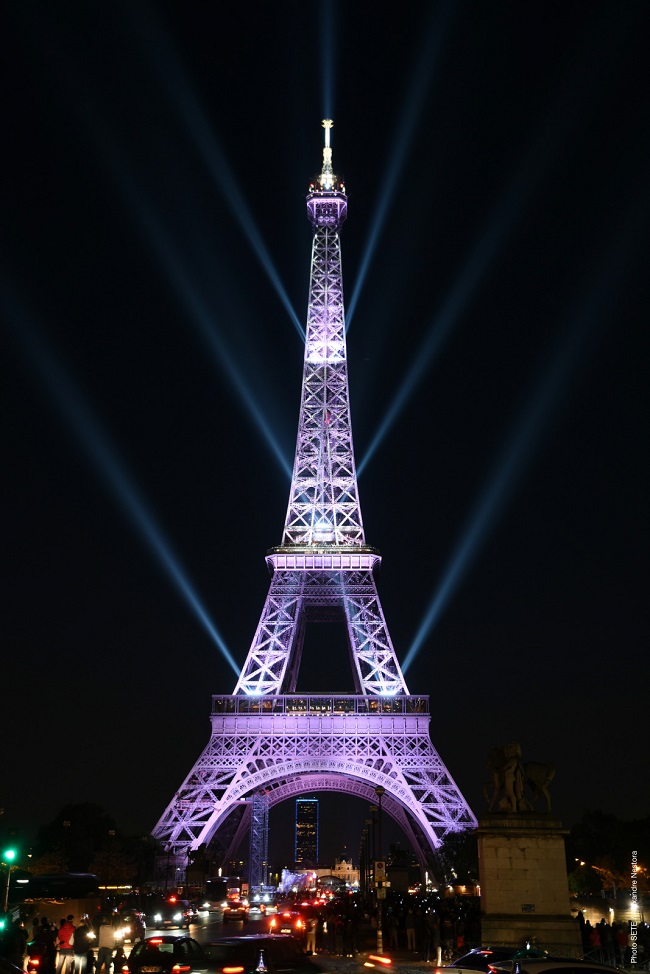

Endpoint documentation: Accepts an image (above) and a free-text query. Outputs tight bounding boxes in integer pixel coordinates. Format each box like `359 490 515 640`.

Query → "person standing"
306 915 317 955
405 908 416 951
72 916 94 974
427 912 441 965
95 918 115 974
56 916 75 974
39 918 57 974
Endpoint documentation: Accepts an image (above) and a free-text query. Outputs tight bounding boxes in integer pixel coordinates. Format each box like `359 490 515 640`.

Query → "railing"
211 693 429 716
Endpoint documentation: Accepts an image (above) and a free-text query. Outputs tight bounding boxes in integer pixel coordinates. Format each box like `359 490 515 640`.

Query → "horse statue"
484 744 556 814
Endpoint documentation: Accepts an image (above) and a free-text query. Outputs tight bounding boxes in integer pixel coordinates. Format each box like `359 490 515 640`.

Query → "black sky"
2 0 649 868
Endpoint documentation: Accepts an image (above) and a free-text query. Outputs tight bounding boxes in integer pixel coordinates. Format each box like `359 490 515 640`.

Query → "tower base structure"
477 815 582 954
153 694 476 876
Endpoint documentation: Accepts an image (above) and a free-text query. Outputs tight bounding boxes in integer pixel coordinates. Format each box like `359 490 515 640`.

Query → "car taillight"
149 939 163 944
30 961 40 968
222 968 245 973
269 918 277 928
296 919 304 929
172 966 191 972
122 967 129 973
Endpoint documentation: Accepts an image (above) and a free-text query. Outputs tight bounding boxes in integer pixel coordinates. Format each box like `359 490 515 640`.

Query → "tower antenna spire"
320 118 335 190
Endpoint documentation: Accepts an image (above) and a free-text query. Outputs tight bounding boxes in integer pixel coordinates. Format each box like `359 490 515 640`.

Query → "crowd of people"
578 912 647 968
0 914 128 974
301 891 479 961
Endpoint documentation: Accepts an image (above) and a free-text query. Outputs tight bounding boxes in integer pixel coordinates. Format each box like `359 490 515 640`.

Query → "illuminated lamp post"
2 848 16 912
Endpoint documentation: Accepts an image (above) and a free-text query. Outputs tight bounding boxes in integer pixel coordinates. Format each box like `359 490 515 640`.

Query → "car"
117 911 147 943
204 935 324 974
124 936 212 974
435 947 549 974
222 897 250 923
268 912 307 944
149 898 195 930
490 959 622 974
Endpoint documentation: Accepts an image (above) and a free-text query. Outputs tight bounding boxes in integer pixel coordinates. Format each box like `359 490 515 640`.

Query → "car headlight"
173 913 182 922
154 914 162 923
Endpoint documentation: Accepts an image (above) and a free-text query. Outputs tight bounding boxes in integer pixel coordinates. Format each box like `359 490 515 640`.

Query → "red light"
168 896 177 903
149 939 163 944
31 962 40 969
368 956 392 967
222 968 245 973
172 966 191 972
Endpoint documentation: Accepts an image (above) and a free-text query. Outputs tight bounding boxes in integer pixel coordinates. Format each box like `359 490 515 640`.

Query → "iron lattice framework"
153 121 476 877
248 791 269 890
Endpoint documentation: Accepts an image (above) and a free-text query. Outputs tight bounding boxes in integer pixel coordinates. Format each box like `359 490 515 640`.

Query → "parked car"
204 935 324 974
124 936 211 974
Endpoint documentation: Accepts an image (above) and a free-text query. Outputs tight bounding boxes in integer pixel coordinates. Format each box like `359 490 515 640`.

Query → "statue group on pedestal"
484 743 556 814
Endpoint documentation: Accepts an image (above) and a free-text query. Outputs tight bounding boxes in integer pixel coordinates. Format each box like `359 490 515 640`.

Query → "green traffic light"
2 849 16 861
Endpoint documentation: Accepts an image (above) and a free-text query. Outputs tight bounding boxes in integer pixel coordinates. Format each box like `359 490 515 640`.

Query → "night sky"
2 1 648 869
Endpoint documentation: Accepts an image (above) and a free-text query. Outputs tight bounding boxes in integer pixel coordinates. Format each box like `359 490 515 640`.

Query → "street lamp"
2 848 16 912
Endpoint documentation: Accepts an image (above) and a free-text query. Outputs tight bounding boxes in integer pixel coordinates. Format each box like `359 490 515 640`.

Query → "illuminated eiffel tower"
153 121 476 877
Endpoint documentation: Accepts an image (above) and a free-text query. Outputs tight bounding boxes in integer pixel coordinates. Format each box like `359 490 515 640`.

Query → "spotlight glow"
319 0 337 120
128 4 304 339
360 39 605 473
402 208 640 674
29 16 294 482
120 171 294 481
3 284 240 677
346 0 453 329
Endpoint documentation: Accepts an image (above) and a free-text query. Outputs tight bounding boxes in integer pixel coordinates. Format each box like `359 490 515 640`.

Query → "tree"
28 851 69 875
35 803 118 871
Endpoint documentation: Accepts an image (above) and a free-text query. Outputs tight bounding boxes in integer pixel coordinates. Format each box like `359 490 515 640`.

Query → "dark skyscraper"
295 798 319 868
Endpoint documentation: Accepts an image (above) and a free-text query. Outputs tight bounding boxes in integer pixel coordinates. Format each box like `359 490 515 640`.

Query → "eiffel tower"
153 121 476 877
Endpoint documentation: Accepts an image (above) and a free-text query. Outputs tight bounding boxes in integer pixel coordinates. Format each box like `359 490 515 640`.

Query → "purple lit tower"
152 121 476 878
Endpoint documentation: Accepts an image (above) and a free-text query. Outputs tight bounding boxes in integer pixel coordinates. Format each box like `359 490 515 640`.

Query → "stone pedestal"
477 815 582 954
